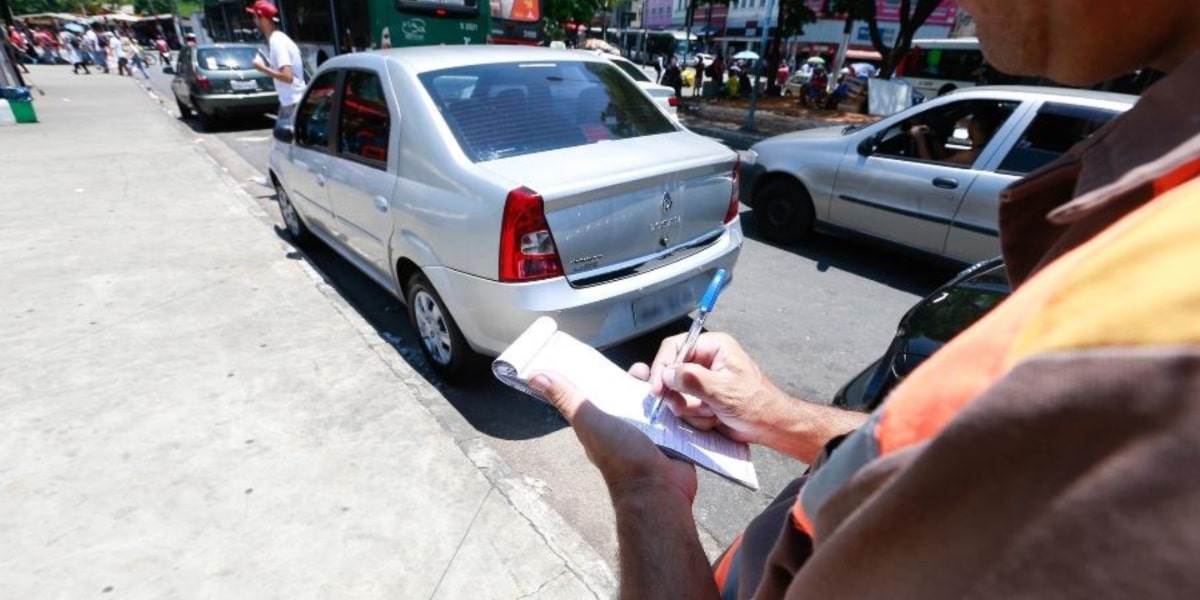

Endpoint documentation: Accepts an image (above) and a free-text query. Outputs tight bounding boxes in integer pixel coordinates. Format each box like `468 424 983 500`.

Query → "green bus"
203 0 489 61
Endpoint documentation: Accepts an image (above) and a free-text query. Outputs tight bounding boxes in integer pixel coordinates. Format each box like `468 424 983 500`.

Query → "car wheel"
275 180 312 245
754 178 815 244
174 95 191 117
406 273 476 382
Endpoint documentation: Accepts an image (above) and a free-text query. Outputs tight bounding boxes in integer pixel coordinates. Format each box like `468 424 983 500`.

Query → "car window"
997 103 1120 175
196 47 260 71
294 71 339 150
874 99 1019 168
339 70 391 168
610 58 651 82
420 60 676 162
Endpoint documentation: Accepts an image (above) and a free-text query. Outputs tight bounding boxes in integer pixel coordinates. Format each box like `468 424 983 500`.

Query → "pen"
649 269 730 424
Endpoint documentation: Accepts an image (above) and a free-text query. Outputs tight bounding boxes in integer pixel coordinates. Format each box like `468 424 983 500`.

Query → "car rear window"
419 60 677 162
196 47 261 71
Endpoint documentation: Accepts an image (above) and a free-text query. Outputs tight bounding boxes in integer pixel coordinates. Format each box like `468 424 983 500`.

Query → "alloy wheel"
413 290 453 365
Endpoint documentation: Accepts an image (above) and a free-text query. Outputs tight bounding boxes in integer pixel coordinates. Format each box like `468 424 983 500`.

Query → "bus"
896 36 1162 100
489 0 544 45
895 37 984 99
270 0 489 67
601 29 686 65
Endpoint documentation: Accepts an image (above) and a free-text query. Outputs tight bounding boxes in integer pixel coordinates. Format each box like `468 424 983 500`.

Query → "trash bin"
0 86 36 123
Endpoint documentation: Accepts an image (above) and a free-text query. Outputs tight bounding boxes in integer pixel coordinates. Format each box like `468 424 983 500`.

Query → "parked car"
269 46 743 380
171 43 278 129
833 257 1010 412
740 86 1136 264
597 52 678 119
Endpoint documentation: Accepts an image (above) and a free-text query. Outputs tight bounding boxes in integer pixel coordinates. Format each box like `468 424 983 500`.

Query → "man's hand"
529 371 697 502
252 54 267 72
632 332 869 464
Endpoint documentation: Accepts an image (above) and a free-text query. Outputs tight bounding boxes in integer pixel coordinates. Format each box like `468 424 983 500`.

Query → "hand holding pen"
649 269 730 424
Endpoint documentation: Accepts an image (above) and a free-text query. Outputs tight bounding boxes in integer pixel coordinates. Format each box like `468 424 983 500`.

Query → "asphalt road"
140 63 956 564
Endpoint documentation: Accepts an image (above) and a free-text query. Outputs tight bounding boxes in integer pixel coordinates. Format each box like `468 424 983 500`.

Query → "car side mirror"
857 136 877 156
273 123 294 144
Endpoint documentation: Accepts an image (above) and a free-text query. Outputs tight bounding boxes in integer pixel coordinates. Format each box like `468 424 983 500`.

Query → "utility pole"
1 0 14 29
742 0 777 131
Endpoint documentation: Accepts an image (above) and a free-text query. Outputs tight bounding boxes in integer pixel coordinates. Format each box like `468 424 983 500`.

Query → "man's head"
246 0 280 36
959 0 1200 85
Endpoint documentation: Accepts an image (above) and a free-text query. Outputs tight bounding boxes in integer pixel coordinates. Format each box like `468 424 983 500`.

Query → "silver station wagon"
741 86 1136 264
269 46 743 380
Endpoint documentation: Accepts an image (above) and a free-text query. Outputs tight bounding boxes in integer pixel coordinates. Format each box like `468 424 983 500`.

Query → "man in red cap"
247 0 305 124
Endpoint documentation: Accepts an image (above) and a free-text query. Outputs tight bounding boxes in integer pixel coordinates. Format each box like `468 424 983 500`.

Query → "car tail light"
724 157 741 224
499 187 564 282
195 72 211 92
667 96 679 107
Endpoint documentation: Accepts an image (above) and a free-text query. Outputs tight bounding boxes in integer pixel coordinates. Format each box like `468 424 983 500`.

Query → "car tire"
275 180 312 246
174 95 191 118
406 273 477 382
195 108 213 131
754 178 815 244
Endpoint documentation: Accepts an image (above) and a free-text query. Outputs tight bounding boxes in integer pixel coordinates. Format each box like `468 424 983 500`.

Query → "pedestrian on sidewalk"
652 53 663 84
661 56 683 101
247 1 306 126
83 27 105 73
110 33 128 76
3 25 30 76
692 57 705 97
68 33 90 75
529 0 1200 597
124 37 150 79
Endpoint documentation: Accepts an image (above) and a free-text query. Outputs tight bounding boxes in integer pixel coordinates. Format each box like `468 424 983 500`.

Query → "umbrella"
63 22 86 34
732 50 759 61
806 56 826 65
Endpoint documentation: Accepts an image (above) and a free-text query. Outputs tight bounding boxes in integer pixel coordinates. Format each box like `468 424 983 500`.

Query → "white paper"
494 317 759 490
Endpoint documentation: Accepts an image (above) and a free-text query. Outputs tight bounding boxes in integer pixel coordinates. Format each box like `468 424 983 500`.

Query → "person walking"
67 33 89 74
124 36 150 79
83 27 105 74
661 56 683 101
692 56 705 97
530 0 1200 598
652 53 663 84
247 1 306 125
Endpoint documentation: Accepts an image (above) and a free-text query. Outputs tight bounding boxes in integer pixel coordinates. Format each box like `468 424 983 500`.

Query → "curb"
132 78 619 597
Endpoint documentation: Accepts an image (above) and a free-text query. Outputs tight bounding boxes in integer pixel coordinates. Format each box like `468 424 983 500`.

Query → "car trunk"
200 68 273 94
481 133 736 286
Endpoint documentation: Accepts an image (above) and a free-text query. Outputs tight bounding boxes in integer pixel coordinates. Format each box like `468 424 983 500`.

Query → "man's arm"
253 55 294 83
528 373 719 600
610 482 719 600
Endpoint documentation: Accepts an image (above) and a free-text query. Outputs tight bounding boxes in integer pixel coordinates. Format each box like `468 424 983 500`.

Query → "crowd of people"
2 21 176 80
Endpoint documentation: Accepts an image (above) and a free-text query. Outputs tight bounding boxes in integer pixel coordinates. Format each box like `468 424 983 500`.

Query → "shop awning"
846 48 883 61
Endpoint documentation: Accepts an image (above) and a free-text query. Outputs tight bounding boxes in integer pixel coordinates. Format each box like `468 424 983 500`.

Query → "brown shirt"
722 51 1200 599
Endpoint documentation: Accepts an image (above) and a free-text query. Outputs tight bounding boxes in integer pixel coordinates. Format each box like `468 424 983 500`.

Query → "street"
131 61 957 563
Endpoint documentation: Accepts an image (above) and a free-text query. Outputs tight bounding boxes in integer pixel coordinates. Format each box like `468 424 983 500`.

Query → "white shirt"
83 30 98 52
268 30 306 107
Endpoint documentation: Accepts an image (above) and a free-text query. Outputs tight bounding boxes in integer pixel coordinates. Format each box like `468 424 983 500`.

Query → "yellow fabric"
1011 176 1200 358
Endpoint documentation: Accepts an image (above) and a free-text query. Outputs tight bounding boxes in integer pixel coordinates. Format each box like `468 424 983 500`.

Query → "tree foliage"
826 0 946 78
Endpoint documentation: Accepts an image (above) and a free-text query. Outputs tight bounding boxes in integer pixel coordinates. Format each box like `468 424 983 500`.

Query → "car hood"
754 125 847 147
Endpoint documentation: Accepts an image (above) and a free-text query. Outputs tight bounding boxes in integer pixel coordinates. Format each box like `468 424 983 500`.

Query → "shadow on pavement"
266 217 690 441
177 112 275 134
737 207 959 297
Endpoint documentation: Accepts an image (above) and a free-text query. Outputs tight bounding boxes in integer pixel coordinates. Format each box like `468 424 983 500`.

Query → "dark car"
833 257 1010 412
171 43 277 129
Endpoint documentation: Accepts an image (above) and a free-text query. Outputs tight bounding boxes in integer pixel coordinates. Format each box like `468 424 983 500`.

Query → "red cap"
245 1 279 19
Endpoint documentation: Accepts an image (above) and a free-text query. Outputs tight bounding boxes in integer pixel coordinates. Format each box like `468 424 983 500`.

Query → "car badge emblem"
662 192 673 213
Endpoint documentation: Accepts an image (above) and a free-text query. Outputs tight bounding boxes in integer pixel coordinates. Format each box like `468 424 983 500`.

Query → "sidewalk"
0 66 614 599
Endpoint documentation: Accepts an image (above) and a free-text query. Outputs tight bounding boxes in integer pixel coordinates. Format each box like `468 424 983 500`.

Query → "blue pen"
649 269 730 424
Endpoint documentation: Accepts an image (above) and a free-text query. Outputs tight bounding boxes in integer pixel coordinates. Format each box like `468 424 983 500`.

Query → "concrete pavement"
0 66 615 598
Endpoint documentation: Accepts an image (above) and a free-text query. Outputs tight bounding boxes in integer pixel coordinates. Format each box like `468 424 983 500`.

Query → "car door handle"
932 177 959 190
374 196 389 212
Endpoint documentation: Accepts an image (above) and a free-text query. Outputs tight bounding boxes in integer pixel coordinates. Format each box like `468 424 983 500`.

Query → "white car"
269 47 742 380
741 86 1136 264
589 52 678 119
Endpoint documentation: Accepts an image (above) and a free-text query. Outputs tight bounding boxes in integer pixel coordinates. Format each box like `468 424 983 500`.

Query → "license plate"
230 80 258 91
633 280 699 327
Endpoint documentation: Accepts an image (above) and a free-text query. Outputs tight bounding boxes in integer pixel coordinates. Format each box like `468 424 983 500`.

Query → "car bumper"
195 91 278 114
427 222 744 356
738 150 764 207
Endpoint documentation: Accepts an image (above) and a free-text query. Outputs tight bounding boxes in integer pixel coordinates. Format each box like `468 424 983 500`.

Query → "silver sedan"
269 46 743 380
741 86 1136 264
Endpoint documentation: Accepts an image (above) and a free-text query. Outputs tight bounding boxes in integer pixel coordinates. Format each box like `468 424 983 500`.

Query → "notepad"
493 317 759 490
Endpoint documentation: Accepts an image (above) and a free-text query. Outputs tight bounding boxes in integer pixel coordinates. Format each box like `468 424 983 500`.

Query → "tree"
764 0 818 94
133 0 175 15
827 0 946 78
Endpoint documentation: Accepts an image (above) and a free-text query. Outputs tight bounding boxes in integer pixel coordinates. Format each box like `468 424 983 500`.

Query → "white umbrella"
732 50 759 61
806 56 826 65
